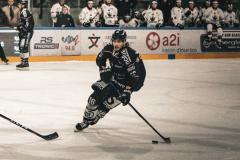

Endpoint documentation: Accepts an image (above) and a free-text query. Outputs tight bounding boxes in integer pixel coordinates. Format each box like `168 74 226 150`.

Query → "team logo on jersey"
121 49 131 65
146 32 160 50
88 34 100 49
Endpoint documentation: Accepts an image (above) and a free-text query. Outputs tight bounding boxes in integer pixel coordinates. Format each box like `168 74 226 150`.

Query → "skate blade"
74 129 82 133
16 67 30 71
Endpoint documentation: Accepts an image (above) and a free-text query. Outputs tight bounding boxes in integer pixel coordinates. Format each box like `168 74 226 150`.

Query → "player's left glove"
100 67 112 83
119 89 131 106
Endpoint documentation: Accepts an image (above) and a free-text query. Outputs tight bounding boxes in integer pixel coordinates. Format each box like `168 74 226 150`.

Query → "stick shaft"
0 114 43 138
128 103 167 141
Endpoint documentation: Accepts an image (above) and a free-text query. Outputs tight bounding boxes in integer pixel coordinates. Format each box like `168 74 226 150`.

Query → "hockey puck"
152 140 159 144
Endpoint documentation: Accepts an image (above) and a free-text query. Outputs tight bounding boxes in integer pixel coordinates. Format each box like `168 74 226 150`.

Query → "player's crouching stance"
16 0 34 71
75 29 146 131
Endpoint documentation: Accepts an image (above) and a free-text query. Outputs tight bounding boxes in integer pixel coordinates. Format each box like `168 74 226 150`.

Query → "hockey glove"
176 23 184 29
119 89 131 106
100 67 112 83
216 22 222 28
185 10 191 17
83 22 90 27
155 23 163 29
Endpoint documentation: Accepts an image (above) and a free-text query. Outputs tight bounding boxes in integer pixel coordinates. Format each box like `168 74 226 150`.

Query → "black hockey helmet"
111 29 127 42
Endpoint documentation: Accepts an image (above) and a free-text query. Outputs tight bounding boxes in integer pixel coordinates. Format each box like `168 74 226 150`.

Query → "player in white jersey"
144 0 164 28
184 1 200 27
50 0 70 27
79 0 99 27
204 0 224 47
101 0 118 27
171 0 184 29
223 3 239 28
200 0 211 25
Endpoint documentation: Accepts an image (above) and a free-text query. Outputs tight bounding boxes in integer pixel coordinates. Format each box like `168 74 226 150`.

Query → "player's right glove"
185 10 191 17
176 23 184 29
100 67 112 83
83 22 91 27
118 89 131 106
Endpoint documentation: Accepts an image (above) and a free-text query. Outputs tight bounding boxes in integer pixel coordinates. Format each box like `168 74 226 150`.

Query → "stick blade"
164 137 171 144
42 132 59 141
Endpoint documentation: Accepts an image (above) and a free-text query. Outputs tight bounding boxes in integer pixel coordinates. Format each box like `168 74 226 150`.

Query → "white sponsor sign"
179 30 205 53
81 30 190 54
80 30 107 55
80 29 139 55
61 30 81 55
143 30 181 54
30 30 62 56
27 28 240 56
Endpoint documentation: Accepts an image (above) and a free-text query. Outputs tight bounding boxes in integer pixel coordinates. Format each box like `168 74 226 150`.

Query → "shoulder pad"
103 44 113 52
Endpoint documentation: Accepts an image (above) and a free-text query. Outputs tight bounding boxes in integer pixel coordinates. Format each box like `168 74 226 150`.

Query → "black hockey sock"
23 58 29 64
0 46 7 61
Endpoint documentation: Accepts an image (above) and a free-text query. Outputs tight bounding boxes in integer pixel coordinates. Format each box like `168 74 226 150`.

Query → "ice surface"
0 59 240 160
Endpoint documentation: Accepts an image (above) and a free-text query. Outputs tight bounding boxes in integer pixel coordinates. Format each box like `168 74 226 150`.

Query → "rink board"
6 53 240 62
1 28 240 59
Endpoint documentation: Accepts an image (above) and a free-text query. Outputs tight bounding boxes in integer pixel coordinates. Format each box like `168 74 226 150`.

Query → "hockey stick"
128 103 171 144
0 114 59 141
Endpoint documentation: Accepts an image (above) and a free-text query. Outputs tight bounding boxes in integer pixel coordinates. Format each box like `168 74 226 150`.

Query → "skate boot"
75 121 89 132
16 58 29 71
2 59 9 65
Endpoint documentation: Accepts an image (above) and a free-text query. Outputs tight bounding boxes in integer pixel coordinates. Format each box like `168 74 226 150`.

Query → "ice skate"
16 58 29 71
3 59 9 65
74 121 89 132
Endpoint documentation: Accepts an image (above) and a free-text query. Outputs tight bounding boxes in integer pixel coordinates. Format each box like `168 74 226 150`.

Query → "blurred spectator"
224 3 239 28
200 0 211 25
184 1 200 27
119 14 134 27
1 0 20 27
96 0 104 24
144 0 163 28
171 0 184 29
51 0 70 27
130 10 145 27
204 0 224 48
159 0 173 25
115 0 136 19
55 6 75 27
101 0 118 27
79 0 100 27
0 7 8 26
237 9 240 26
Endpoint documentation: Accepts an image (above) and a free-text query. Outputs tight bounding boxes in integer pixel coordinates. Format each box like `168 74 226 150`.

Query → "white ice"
0 59 240 160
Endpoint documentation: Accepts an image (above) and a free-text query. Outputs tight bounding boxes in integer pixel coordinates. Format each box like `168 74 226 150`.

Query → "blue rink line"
168 54 176 59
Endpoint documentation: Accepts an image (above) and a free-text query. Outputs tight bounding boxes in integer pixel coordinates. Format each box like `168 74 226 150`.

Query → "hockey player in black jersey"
16 0 34 70
0 45 9 64
75 29 146 131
